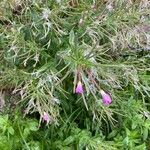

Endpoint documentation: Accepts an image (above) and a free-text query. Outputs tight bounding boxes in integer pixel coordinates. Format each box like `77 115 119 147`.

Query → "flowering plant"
0 0 150 149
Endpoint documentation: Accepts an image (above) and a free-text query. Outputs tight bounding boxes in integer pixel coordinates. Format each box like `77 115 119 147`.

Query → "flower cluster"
75 81 112 105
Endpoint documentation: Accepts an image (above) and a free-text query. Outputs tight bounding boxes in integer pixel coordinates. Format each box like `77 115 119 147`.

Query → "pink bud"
100 90 112 105
42 112 50 124
75 81 84 94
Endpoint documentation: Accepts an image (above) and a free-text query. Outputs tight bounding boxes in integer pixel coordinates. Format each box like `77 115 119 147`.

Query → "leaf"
0 118 6 128
0 115 8 127
27 141 41 150
144 119 150 129
28 121 38 131
8 127 14 135
132 121 137 130
69 30 75 46
123 137 129 146
63 136 75 145
107 130 118 139
125 128 131 136
143 128 148 141
135 143 146 150
23 128 30 137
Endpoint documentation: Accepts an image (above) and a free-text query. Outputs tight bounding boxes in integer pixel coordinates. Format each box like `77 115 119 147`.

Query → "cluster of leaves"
0 114 39 150
0 0 150 149
0 110 150 150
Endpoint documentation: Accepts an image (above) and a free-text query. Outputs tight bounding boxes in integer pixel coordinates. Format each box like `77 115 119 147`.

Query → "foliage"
0 0 150 149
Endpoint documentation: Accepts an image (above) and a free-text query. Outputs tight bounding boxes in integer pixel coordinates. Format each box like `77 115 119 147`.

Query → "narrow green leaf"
69 30 75 46
143 128 148 141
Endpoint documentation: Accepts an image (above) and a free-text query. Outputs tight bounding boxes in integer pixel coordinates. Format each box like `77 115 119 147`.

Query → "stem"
86 69 101 91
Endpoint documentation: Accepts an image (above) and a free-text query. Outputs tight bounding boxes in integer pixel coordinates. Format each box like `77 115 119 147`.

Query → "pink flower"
100 90 112 105
42 112 50 124
75 81 84 94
